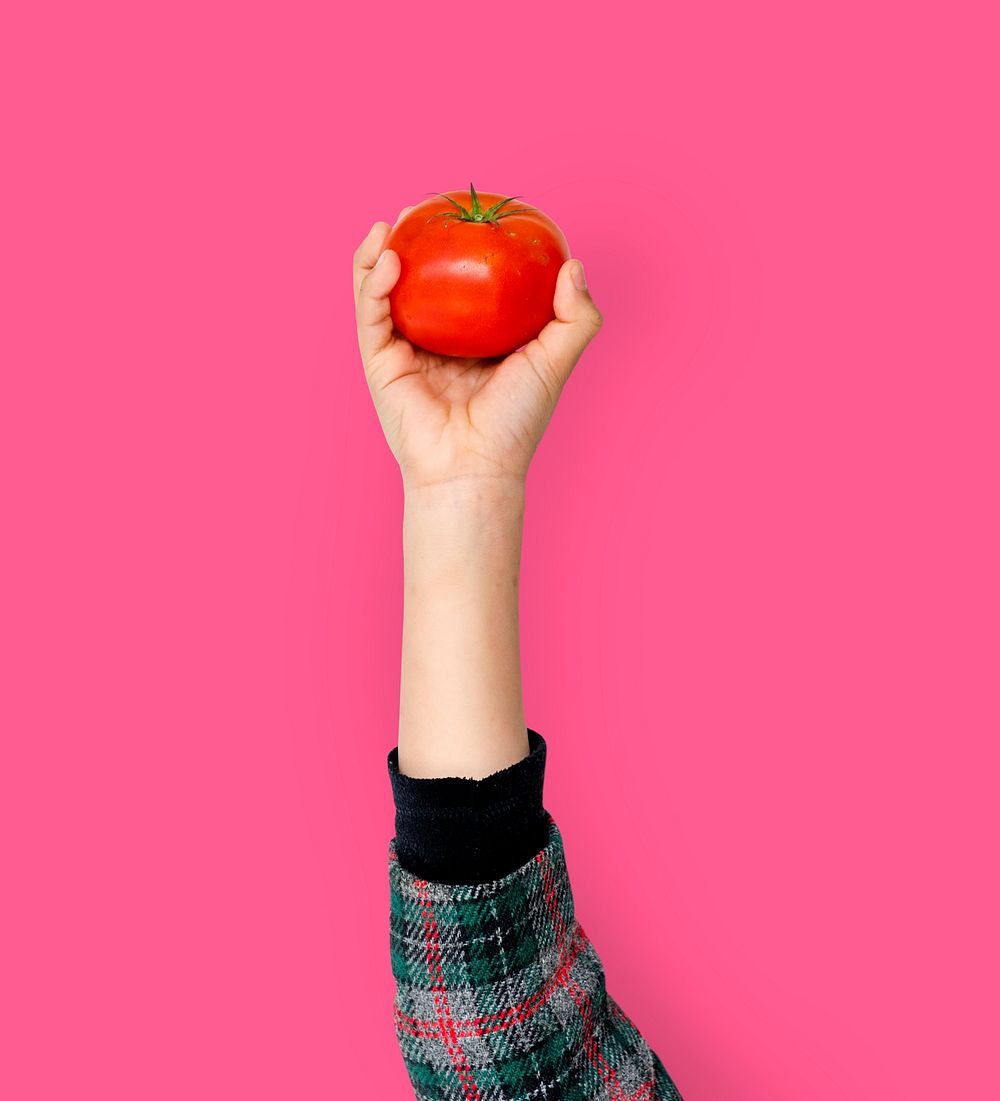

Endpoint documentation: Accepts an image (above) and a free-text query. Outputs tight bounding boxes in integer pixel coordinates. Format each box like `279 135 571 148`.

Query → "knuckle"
358 267 377 298
353 222 390 264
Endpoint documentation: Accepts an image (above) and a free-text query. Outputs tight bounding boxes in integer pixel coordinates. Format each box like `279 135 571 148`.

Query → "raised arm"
399 476 529 779
353 214 601 780
353 213 683 1100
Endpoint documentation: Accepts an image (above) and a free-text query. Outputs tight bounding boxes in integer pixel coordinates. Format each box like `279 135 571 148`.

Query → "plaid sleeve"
388 813 684 1101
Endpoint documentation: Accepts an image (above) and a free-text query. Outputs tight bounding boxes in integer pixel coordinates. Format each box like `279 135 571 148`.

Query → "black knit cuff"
387 729 548 885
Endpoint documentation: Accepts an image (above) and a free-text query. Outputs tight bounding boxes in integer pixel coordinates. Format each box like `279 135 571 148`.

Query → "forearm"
398 474 529 779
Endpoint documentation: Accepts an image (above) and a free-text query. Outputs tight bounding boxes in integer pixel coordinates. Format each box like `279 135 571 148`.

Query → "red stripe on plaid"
416 879 482 1101
537 852 568 949
537 853 659 1101
395 923 589 1039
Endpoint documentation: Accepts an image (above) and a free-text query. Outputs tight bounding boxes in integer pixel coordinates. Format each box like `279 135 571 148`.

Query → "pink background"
2 2 998 1098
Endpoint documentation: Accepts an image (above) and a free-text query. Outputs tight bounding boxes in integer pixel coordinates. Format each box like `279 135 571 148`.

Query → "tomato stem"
428 183 533 226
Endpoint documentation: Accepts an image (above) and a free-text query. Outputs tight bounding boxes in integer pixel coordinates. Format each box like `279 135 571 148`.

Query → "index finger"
353 221 392 307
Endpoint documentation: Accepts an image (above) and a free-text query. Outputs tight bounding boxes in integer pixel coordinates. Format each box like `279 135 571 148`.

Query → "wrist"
403 476 525 587
402 471 527 506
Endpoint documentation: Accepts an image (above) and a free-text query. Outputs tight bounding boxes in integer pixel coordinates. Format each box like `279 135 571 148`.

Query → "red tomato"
384 185 570 358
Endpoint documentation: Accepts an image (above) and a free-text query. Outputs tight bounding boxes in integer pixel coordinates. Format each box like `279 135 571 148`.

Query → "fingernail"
571 260 587 291
375 249 388 267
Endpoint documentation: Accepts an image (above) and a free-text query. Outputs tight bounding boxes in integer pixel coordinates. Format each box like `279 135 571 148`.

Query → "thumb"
532 259 604 388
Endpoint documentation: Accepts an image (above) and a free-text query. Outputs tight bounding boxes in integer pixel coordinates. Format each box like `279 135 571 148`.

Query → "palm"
368 335 559 485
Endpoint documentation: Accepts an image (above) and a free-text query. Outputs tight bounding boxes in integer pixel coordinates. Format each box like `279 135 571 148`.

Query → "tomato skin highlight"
384 190 570 358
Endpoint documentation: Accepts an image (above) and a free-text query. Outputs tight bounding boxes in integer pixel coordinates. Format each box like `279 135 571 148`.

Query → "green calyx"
429 183 532 226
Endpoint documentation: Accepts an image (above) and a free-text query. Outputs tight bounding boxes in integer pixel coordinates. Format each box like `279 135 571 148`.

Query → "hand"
353 213 603 492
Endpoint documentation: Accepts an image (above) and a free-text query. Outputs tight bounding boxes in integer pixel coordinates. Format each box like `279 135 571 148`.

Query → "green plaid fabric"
389 813 684 1100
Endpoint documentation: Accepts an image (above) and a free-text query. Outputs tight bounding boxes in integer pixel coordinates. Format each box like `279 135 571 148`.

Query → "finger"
353 221 393 308
395 204 414 224
356 247 402 365
529 259 603 389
